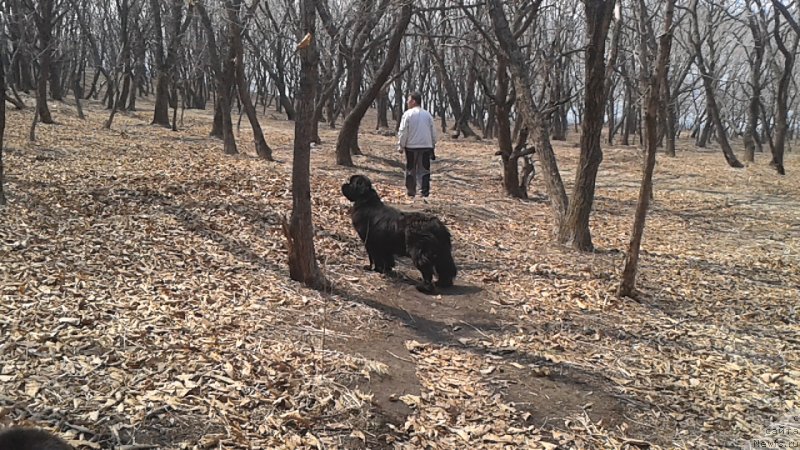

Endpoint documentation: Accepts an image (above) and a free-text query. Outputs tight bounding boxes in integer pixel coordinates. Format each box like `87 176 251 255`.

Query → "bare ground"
0 97 798 449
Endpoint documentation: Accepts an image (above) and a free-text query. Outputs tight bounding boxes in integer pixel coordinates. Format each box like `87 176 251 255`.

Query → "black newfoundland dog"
341 175 457 294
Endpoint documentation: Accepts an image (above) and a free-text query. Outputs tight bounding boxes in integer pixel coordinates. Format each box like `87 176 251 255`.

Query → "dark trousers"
405 148 432 197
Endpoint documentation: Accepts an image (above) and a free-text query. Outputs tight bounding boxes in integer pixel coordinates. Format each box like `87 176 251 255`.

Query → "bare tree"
254 1 297 120
743 0 768 163
226 0 273 160
150 0 193 127
493 57 528 198
772 0 800 35
557 0 617 251
285 0 328 290
688 0 744 168
335 1 412 166
487 0 569 230
420 13 478 139
33 0 58 124
1 55 7 206
770 9 798 175
197 0 237 154
619 0 676 298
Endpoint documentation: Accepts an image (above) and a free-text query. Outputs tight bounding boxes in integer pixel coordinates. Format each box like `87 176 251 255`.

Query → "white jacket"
398 107 437 149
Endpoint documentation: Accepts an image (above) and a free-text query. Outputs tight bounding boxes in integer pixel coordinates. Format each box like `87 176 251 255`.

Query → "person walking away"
398 91 437 202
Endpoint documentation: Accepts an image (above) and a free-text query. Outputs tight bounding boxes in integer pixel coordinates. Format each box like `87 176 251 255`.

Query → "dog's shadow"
385 270 482 297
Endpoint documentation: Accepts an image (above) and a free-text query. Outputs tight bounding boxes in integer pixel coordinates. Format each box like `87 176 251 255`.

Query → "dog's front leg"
416 266 436 294
364 249 375 272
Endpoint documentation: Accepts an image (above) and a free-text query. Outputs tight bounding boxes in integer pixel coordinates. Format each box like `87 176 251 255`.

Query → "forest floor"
1 97 799 450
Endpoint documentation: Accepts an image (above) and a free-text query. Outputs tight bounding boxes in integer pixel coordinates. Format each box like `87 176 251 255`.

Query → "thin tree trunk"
221 47 238 155
151 0 193 127
73 73 86 120
771 13 797 175
422 16 477 139
495 58 525 198
619 0 675 298
689 0 743 168
104 76 120 129
558 0 616 251
228 0 272 160
30 90 40 142
197 0 235 150
35 0 55 124
744 2 766 163
285 0 327 290
663 81 676 156
0 58 7 205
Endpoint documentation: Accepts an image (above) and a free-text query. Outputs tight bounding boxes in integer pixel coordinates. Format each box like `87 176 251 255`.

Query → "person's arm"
429 112 437 159
398 111 409 152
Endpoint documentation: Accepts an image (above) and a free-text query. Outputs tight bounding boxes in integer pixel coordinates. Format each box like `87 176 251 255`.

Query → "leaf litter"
0 98 798 449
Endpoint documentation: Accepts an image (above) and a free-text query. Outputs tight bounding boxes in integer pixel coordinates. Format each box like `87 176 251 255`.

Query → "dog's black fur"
341 175 457 294
0 427 74 450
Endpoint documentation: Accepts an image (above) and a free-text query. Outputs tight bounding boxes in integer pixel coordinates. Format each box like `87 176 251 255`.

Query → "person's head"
407 91 422 109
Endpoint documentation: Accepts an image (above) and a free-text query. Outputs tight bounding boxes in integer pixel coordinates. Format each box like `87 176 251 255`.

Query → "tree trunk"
335 2 412 166
264 59 296 120
622 80 634 145
422 17 477 139
221 46 238 155
619 0 675 298
550 66 568 141
697 117 712 147
71 69 86 120
151 0 193 127
744 4 766 163
49 56 64 101
104 77 120 129
558 0 616 251
211 101 224 138
689 0 743 168
0 58 7 205
663 81 677 156
35 0 55 124
495 58 525 198
228 0 272 160
197 0 235 151
771 13 797 175
376 89 390 130
488 0 569 231
153 73 172 126
606 95 616 145
286 0 327 291
454 63 479 139
394 57 404 130
150 0 170 126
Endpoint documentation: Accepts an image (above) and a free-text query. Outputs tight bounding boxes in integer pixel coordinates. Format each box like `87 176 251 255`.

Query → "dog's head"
342 175 380 203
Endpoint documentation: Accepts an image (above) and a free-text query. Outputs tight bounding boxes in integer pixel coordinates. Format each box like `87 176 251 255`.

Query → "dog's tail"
434 227 457 287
